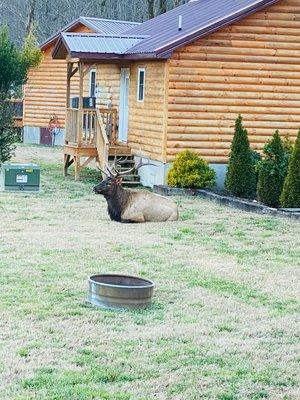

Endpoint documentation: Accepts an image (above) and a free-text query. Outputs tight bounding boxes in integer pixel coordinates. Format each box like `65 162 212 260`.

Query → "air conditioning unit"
70 97 96 109
83 97 96 108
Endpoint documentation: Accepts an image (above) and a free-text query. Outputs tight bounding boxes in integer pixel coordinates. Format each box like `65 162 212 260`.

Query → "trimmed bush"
257 130 288 208
167 150 216 189
280 130 300 208
225 115 257 199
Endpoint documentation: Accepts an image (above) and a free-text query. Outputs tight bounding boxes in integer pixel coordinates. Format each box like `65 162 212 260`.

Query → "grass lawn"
0 145 299 400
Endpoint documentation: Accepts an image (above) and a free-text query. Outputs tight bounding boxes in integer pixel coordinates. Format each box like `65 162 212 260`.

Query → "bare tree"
2 0 190 46
158 0 167 15
146 0 155 18
25 0 37 35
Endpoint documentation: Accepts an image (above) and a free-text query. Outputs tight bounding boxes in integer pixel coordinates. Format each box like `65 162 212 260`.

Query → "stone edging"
153 185 300 221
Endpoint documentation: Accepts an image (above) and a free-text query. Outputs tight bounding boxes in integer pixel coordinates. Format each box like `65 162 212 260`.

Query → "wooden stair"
108 155 141 187
109 144 132 157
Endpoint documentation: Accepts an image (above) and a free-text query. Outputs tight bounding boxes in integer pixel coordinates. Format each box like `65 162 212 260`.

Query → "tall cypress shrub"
280 130 300 208
257 130 288 208
225 115 256 199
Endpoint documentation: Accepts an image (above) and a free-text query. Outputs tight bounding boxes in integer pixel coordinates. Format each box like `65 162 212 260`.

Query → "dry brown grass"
0 145 299 400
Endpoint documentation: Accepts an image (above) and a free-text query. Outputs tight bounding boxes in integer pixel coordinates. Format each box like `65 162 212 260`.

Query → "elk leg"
121 210 145 223
64 154 73 176
131 214 145 223
167 210 179 221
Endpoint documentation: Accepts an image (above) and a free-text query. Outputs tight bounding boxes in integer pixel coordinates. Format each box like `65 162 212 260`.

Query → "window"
137 68 145 102
89 69 96 97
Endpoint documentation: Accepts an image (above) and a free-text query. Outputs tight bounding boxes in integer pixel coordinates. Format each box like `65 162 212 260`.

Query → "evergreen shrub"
225 115 256 199
257 130 288 208
167 150 216 189
280 130 300 208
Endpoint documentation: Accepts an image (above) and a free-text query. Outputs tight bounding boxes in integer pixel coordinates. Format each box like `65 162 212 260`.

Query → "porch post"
66 62 72 109
77 61 84 146
65 62 72 145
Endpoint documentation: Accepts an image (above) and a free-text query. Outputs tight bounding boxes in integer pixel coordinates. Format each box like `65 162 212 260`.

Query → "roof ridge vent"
178 15 183 31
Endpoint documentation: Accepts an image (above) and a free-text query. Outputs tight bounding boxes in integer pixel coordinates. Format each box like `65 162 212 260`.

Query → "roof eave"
40 18 83 51
40 17 141 51
52 35 73 59
123 52 169 60
70 52 124 60
68 52 166 61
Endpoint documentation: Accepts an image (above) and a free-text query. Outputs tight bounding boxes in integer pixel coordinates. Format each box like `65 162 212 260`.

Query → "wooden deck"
63 61 132 180
64 143 131 180
63 107 131 180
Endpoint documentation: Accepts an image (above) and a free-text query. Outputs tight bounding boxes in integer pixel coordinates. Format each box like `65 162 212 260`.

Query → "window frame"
137 67 145 102
89 69 97 98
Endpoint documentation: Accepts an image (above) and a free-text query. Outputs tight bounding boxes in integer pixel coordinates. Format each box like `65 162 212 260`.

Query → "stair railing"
99 108 118 144
95 109 109 171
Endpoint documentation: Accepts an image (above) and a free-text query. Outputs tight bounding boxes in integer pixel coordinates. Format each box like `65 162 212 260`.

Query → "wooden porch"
64 60 131 180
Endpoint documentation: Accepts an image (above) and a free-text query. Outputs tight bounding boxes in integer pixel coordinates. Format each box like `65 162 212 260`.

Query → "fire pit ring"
88 274 155 310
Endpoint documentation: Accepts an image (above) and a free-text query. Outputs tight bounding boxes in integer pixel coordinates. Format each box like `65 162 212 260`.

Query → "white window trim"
89 69 96 97
137 67 145 102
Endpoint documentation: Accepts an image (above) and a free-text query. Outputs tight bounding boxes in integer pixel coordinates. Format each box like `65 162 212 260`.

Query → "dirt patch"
12 144 63 165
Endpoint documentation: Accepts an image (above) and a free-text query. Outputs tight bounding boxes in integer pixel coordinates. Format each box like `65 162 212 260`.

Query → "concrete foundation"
52 129 65 146
134 156 168 188
210 163 228 189
134 156 228 189
23 126 40 145
23 126 65 146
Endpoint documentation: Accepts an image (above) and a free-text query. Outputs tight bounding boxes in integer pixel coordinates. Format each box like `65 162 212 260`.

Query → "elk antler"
96 162 115 178
110 152 118 173
116 156 129 165
114 157 157 177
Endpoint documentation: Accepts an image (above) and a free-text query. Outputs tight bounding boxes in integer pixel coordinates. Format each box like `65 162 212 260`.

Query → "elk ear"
116 177 123 185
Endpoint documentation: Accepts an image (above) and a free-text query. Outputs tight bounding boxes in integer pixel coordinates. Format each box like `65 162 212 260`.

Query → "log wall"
167 0 300 163
128 61 168 162
23 24 93 129
82 63 121 109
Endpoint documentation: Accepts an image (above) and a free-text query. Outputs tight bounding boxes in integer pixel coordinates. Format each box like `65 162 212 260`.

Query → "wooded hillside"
1 0 187 46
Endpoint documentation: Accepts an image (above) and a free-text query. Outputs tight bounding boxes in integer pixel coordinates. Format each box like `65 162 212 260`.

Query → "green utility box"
1 163 40 191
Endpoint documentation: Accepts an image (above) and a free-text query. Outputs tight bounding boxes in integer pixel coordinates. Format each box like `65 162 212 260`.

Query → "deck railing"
65 107 118 147
96 109 109 170
66 108 79 144
100 108 118 145
82 109 96 145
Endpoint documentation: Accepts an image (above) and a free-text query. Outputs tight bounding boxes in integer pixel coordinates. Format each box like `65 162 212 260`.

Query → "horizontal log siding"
83 64 121 109
23 24 92 129
167 0 300 163
128 61 168 161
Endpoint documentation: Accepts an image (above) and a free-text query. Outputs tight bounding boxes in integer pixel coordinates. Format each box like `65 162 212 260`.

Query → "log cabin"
23 17 140 145
27 0 300 187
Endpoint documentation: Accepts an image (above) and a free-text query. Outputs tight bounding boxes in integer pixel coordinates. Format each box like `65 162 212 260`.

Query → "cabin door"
119 68 130 142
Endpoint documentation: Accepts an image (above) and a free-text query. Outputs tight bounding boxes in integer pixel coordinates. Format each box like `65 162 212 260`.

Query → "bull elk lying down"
93 158 179 223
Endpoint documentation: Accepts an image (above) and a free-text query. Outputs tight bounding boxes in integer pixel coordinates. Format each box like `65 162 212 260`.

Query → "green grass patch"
187 273 298 314
0 146 299 400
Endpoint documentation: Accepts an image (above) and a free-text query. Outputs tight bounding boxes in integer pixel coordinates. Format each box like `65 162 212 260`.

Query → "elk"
93 158 179 223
